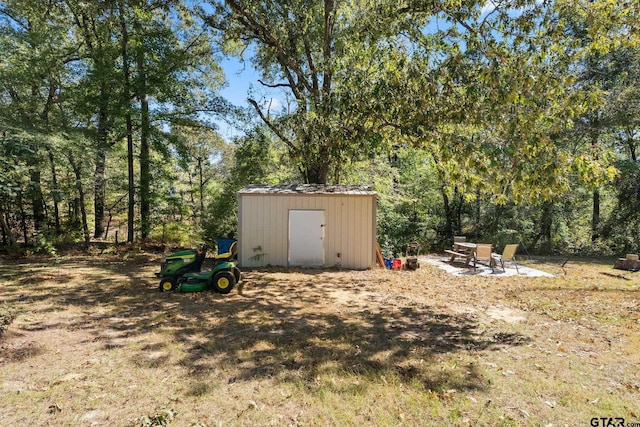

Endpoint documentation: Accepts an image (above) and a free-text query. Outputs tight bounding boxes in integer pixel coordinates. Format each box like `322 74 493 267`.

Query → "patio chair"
452 236 466 250
475 243 493 268
491 244 519 273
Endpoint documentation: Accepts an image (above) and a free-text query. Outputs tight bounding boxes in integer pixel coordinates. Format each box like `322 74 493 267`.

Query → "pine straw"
0 253 638 426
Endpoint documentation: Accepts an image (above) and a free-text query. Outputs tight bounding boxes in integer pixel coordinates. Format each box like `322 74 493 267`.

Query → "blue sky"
216 54 287 140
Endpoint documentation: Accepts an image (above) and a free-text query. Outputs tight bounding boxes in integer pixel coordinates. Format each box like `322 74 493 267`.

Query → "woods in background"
1 0 638 255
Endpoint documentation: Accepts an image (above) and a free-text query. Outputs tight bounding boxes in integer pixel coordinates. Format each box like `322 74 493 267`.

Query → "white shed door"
289 210 324 267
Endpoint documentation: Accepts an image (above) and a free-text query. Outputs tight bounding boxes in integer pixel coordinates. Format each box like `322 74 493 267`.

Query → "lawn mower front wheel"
212 270 235 294
158 277 177 292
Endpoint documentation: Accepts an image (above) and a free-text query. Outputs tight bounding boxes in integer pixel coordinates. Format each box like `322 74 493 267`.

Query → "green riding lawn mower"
156 238 241 294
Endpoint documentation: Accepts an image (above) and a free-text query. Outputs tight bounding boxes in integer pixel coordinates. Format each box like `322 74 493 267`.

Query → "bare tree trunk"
591 136 600 242
0 208 6 245
591 189 600 241
68 153 90 248
198 157 205 226
126 117 135 243
454 187 462 235
119 7 136 244
139 91 151 240
627 133 639 200
94 114 108 239
0 204 16 246
47 146 61 233
28 163 46 231
440 188 453 240
532 202 553 249
72 198 80 226
188 170 196 222
136 19 151 240
17 189 28 244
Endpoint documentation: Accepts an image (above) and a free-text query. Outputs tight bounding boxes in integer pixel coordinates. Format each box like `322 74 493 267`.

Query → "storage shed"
237 184 377 269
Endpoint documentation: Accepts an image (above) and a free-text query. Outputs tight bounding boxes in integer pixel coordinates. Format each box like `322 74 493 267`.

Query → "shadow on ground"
0 256 532 394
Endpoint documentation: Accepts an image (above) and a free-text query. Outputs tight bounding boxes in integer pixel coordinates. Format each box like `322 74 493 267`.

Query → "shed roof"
238 184 376 196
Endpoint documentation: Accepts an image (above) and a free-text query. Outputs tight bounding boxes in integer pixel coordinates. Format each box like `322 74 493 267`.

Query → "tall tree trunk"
126 116 135 243
536 202 553 247
94 102 108 239
73 5 111 239
119 5 135 243
591 189 600 241
47 146 61 233
440 188 453 240
139 96 150 239
0 204 16 246
18 190 28 244
627 134 639 200
136 20 151 240
431 154 454 241
69 153 90 248
0 208 6 245
198 157 205 226
40 82 61 235
620 126 637 163
454 187 462 235
27 160 46 231
590 136 600 242
188 170 196 221
475 188 481 231
489 204 503 235
304 159 329 184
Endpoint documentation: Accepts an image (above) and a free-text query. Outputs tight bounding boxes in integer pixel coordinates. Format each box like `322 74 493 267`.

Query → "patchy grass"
0 302 14 337
0 252 639 426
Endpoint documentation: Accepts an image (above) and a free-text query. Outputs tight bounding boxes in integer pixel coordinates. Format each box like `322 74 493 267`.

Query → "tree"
203 0 407 184
64 0 124 239
119 0 225 240
0 0 80 237
204 126 294 240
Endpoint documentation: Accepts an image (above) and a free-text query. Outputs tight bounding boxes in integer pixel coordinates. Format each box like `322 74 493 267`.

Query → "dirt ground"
1 251 639 426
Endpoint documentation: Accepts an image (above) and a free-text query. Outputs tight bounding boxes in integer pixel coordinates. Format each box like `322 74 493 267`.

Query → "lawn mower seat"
214 238 238 261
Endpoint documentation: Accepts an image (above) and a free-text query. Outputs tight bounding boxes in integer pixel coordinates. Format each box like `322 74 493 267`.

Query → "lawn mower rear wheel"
212 270 235 294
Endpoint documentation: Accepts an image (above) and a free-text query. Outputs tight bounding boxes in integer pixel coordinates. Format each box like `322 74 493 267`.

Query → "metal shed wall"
238 188 377 269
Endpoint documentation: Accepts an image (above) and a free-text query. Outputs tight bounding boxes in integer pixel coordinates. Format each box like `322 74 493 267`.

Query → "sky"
215 57 252 141
215 54 286 141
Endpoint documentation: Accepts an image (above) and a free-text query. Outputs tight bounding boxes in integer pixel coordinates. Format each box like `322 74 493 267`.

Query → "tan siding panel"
325 196 336 267
352 197 361 268
354 197 362 267
277 195 288 265
360 197 369 268
364 197 374 267
252 196 265 267
268 195 278 266
351 197 358 266
240 193 375 269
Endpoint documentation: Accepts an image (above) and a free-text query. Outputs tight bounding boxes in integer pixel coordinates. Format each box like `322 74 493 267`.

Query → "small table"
445 242 477 266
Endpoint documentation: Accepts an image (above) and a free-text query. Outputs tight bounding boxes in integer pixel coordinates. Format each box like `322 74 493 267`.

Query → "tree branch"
257 79 293 89
226 0 314 95
247 98 297 152
322 0 335 95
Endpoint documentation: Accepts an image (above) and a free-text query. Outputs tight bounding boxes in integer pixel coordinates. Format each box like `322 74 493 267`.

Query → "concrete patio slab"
421 256 554 278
